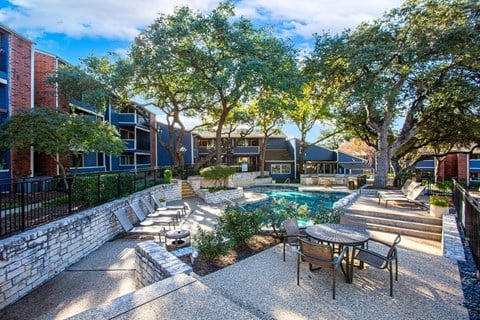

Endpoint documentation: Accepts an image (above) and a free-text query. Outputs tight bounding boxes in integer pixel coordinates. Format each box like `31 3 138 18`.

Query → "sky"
0 0 404 140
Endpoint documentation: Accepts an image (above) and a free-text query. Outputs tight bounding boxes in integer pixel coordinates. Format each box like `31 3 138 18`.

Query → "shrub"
194 228 231 262
73 173 134 205
429 194 451 207
163 169 173 184
199 165 236 187
217 205 264 248
259 198 310 238
310 208 343 224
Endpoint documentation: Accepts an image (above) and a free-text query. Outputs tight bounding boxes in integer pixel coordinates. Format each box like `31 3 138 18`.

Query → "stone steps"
181 180 195 198
345 208 443 242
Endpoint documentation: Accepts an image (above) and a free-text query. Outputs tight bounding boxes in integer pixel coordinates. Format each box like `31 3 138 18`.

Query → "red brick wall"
9 32 33 178
457 153 468 181
34 51 56 109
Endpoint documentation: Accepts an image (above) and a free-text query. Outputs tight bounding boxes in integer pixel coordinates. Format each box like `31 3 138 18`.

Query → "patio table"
306 223 369 283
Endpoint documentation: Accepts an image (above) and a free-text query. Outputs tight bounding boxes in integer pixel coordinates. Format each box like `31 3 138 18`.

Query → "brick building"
0 24 34 184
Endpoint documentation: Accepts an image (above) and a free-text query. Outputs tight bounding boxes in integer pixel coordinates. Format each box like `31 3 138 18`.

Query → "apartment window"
120 154 134 165
251 140 258 146
70 153 84 167
271 164 291 174
119 105 135 114
97 153 104 167
120 129 135 140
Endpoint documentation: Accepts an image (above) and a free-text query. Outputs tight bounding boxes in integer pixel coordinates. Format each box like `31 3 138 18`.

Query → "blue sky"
0 0 403 140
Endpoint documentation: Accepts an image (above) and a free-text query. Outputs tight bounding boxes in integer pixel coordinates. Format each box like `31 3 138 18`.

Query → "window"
271 164 291 174
120 154 134 165
97 153 104 167
119 105 136 114
120 129 135 140
470 154 480 160
70 153 84 167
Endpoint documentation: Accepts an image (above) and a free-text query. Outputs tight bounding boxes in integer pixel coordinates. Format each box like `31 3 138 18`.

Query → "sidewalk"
0 192 469 320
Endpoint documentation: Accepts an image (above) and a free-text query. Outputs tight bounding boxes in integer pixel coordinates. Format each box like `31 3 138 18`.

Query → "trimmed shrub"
163 169 172 184
199 165 236 187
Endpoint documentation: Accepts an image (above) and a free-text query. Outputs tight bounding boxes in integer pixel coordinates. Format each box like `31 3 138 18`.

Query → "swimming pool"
244 185 349 212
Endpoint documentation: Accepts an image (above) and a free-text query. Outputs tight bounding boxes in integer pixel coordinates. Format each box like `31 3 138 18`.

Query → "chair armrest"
367 236 394 248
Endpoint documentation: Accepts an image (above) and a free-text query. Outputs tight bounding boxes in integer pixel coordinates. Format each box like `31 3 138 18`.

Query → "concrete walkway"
0 188 470 319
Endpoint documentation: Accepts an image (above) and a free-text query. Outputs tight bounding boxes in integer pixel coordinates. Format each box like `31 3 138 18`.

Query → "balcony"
233 146 260 155
124 140 135 150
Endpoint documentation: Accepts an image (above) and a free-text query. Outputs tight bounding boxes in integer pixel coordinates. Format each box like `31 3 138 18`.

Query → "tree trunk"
374 129 390 189
260 136 269 177
215 108 229 165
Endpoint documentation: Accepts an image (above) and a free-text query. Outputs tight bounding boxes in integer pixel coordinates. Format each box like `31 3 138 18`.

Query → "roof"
195 130 287 139
0 23 35 44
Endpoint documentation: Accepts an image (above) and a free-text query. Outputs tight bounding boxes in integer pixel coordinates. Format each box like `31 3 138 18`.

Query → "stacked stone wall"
0 181 181 309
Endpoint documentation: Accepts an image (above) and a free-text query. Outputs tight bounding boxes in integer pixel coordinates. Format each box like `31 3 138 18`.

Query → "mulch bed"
180 232 280 276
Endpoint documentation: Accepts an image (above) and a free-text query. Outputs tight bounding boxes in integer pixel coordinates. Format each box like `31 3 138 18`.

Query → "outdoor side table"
164 229 191 252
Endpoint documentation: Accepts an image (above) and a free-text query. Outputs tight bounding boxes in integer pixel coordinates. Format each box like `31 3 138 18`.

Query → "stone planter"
197 187 244 204
430 204 449 218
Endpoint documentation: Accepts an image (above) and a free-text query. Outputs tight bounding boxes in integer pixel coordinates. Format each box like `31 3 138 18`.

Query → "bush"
429 194 451 207
163 169 172 184
73 173 134 205
194 228 231 262
259 198 310 238
199 165 236 187
310 208 343 224
217 205 264 248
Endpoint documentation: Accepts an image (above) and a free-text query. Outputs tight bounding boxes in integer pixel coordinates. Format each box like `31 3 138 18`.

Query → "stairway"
345 195 443 249
181 180 196 198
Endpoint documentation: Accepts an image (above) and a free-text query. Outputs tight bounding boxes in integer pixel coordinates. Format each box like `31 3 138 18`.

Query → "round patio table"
306 223 369 283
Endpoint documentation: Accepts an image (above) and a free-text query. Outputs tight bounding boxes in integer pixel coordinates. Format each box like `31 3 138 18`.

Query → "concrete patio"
0 187 469 319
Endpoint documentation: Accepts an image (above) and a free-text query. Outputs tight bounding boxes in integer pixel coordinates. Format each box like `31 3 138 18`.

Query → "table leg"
349 246 356 284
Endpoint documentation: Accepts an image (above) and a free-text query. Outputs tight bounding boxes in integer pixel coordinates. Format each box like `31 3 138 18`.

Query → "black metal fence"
452 180 480 272
0 169 166 239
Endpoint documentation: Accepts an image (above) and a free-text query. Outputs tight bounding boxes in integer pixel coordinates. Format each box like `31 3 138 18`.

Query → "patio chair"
112 207 167 235
340 214 367 230
297 239 348 299
142 197 180 222
353 234 401 297
128 200 176 229
283 217 305 261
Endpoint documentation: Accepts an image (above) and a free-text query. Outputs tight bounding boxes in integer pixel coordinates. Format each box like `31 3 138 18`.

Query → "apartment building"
0 24 34 184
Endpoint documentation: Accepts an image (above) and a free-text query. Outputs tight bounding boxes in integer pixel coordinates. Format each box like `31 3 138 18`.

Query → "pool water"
244 186 349 212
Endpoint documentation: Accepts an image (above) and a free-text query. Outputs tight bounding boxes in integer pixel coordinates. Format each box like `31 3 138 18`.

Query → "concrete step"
181 180 196 198
344 211 442 241
367 230 442 255
346 207 442 225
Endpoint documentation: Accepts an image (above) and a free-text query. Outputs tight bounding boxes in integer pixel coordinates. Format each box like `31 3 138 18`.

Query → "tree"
0 108 125 188
131 1 300 167
307 0 480 188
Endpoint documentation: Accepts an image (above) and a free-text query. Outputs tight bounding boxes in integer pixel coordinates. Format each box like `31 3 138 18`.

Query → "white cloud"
1 0 404 42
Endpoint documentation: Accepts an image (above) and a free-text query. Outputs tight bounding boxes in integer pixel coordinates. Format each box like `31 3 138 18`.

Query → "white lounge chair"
141 197 180 222
378 185 426 208
128 200 176 229
112 207 166 235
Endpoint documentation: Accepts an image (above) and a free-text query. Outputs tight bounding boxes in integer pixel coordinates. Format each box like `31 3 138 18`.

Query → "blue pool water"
244 186 349 212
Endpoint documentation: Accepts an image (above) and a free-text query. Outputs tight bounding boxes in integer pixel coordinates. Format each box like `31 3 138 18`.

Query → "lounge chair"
378 185 426 208
128 200 176 229
141 197 180 222
377 179 419 201
112 207 167 235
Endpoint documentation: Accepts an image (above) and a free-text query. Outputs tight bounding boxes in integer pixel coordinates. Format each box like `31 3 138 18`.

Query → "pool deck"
0 185 469 319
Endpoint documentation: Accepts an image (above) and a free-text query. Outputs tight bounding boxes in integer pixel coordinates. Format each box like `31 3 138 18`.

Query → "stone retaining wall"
0 181 181 310
196 187 244 204
135 241 192 288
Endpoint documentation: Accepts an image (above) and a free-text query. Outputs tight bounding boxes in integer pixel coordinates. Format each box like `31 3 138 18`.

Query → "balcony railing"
233 146 260 155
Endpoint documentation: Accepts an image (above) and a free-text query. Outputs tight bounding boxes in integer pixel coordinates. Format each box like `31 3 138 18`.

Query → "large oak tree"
307 0 480 188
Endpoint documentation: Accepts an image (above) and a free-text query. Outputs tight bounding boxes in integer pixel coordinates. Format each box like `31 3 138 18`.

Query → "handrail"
222 197 247 211
284 178 290 184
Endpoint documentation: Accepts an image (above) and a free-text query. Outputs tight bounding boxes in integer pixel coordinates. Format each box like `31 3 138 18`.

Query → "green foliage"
255 198 310 238
306 0 480 188
73 173 134 205
0 108 125 188
310 208 343 224
163 169 172 184
194 228 231 262
429 194 451 207
398 171 415 187
199 165 236 186
40 195 69 206
435 181 453 192
216 205 264 249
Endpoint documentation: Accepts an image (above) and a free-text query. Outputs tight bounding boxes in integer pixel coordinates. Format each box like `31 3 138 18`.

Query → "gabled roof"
195 130 287 139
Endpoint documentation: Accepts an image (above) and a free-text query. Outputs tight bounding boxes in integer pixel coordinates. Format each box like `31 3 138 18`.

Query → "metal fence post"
97 174 101 204
21 180 26 231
